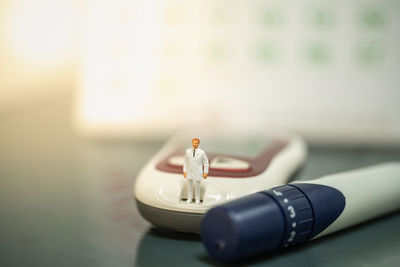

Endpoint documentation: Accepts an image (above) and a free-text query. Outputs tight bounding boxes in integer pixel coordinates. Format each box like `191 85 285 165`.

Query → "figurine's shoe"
186 199 192 204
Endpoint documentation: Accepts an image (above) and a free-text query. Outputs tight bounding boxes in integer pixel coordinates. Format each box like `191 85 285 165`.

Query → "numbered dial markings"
267 185 314 248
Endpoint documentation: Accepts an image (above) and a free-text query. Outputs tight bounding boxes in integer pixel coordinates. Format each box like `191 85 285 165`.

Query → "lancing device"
201 162 400 262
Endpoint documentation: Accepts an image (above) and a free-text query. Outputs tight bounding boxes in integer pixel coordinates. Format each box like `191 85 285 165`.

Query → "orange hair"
192 138 200 143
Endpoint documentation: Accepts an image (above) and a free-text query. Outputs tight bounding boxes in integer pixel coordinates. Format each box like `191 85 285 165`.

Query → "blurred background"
1 0 399 145
1 1 400 266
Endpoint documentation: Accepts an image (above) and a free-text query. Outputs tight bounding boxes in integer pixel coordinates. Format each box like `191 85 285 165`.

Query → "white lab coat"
183 148 209 181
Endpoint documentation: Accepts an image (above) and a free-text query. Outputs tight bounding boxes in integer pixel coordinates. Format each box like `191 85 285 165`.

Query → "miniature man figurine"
183 138 209 204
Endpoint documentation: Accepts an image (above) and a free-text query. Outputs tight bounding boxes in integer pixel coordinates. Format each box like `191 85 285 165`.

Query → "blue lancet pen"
201 162 400 262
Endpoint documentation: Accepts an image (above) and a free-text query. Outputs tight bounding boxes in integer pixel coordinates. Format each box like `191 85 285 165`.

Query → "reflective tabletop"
1 96 400 266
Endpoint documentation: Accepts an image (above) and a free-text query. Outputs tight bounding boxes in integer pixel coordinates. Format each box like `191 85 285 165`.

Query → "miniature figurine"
183 138 209 204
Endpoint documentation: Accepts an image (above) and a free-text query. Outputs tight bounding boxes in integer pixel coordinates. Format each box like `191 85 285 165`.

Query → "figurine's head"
192 138 200 149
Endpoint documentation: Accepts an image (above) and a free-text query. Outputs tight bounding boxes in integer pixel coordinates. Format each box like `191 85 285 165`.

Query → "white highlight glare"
4 0 76 66
77 0 163 133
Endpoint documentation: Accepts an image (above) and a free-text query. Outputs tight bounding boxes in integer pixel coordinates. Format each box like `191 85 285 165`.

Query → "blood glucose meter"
134 126 307 233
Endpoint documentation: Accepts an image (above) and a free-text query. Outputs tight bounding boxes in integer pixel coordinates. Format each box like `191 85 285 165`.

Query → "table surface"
1 96 400 267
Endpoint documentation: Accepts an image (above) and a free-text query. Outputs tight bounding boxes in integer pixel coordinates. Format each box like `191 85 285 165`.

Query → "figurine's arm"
202 152 209 179
183 150 188 178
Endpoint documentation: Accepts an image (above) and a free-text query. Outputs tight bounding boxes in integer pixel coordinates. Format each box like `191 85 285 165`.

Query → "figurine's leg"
195 180 201 204
186 179 193 203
